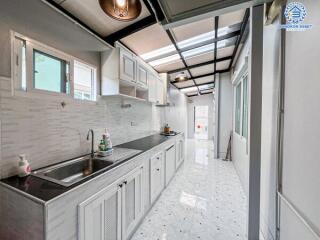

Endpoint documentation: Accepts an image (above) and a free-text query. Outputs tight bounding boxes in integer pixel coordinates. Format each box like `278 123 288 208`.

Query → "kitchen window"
12 32 96 101
33 50 70 94
74 61 96 101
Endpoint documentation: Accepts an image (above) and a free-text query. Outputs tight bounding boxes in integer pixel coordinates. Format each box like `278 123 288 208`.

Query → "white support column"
247 4 264 240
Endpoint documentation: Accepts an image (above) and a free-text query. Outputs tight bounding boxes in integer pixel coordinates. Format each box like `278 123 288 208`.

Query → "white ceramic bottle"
17 154 31 177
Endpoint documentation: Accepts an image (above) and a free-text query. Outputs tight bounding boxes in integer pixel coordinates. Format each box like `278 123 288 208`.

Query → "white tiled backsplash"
0 76 166 178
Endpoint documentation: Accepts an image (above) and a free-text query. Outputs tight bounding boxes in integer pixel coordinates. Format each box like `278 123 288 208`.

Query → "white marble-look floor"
131 139 248 240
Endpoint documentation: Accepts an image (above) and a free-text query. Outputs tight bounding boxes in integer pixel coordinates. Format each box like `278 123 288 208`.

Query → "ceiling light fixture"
175 72 188 82
99 0 142 21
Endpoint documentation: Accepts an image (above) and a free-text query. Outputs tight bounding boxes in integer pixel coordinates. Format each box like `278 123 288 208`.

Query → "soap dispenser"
17 154 31 177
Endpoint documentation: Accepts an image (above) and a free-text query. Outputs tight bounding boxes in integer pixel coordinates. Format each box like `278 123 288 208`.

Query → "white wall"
259 14 281 240
280 0 320 239
216 72 233 158
187 94 215 140
232 37 250 195
0 1 188 179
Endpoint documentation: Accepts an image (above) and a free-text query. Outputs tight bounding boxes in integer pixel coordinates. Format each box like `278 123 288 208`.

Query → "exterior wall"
280 0 320 239
259 14 281 240
232 38 250 195
187 94 215 140
216 72 233 159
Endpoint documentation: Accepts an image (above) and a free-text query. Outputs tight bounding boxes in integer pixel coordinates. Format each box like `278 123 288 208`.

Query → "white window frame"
11 31 97 102
232 56 249 142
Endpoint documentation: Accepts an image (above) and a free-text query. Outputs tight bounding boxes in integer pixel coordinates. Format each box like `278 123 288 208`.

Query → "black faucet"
87 129 95 158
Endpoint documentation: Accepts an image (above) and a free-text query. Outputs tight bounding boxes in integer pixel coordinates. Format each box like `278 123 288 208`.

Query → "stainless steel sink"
31 147 142 187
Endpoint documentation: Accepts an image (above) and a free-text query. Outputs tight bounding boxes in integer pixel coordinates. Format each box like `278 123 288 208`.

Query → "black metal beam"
165 29 200 95
171 69 229 85
167 56 232 74
228 8 250 69
142 0 165 22
180 29 240 53
213 16 219 86
104 15 157 45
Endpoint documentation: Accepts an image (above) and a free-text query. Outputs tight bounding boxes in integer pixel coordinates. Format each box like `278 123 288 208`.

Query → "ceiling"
122 8 248 97
45 0 250 97
52 0 151 36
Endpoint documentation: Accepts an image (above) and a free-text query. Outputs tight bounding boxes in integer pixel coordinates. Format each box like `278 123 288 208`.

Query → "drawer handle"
156 168 160 171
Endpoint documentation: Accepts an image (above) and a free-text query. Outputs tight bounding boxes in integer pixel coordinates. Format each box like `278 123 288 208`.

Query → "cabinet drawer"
150 152 164 203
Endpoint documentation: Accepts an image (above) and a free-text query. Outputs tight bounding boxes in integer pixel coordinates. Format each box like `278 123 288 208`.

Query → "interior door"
194 105 209 140
122 166 144 239
79 183 122 240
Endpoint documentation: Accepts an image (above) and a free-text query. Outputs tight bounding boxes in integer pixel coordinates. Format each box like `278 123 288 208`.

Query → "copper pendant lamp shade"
99 0 142 21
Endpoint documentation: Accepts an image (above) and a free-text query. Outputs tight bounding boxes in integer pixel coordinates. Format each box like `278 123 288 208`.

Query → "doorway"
194 106 209 140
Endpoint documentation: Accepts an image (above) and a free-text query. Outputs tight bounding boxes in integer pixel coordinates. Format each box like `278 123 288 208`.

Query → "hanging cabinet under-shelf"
101 43 166 103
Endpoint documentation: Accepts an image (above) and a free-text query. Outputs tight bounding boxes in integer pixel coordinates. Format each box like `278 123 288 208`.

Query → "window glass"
74 61 96 101
235 82 242 134
242 76 248 139
33 50 69 94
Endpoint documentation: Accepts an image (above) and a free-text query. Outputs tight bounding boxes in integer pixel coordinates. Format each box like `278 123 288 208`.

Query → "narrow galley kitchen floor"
131 140 247 240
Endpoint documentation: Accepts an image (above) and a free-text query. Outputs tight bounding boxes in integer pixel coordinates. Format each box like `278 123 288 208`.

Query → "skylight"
140 45 176 61
180 86 198 93
148 54 180 67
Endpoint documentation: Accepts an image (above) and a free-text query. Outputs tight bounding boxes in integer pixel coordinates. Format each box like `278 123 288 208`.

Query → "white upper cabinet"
136 60 148 89
148 73 157 103
120 48 137 84
101 42 167 103
156 77 164 105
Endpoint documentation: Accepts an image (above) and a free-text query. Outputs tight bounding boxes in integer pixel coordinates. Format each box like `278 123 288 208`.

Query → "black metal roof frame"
44 0 249 97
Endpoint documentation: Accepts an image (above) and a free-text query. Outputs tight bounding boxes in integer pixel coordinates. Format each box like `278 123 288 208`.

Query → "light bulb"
113 0 128 17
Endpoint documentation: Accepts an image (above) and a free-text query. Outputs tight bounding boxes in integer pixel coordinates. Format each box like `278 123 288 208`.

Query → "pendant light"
175 72 188 82
99 0 142 21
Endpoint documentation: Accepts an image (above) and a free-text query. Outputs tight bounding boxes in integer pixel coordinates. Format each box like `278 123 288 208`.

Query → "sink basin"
31 147 142 187
32 157 113 187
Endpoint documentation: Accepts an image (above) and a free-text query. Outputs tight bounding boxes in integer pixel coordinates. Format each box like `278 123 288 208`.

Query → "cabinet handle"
119 184 123 188
157 157 160 160
123 181 127 185
156 168 160 171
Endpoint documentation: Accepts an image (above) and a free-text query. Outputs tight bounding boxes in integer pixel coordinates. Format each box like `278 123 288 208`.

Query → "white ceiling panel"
59 0 150 36
199 83 214 90
216 60 230 71
195 76 214 85
185 52 214 66
219 9 245 29
186 91 199 96
174 80 195 88
217 45 234 58
172 18 214 42
122 23 172 56
153 60 185 73
201 89 214 94
190 63 214 76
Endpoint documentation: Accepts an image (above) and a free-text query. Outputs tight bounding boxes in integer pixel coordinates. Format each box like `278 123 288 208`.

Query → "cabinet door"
176 139 184 169
137 63 148 88
147 73 156 103
165 145 176 186
156 78 164 105
150 152 164 203
79 183 122 240
120 48 136 83
122 166 144 239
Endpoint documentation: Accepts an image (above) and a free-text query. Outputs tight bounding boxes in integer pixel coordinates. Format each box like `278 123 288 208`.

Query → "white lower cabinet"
150 152 164 204
78 182 122 240
122 166 144 239
165 144 176 186
176 138 185 169
78 166 144 240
